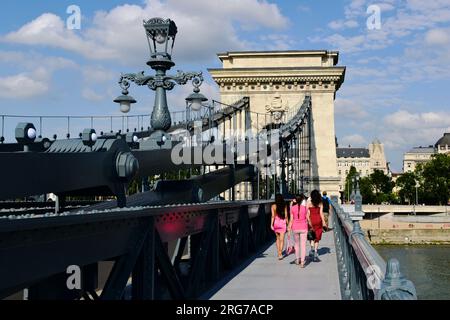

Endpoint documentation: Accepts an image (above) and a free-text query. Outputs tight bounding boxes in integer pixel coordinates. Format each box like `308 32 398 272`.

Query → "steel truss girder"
0 201 272 300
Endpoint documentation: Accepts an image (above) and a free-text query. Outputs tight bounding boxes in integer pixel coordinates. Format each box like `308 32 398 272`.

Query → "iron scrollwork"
118 71 203 92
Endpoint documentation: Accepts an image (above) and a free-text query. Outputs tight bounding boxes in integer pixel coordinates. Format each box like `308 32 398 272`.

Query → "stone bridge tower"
208 50 346 197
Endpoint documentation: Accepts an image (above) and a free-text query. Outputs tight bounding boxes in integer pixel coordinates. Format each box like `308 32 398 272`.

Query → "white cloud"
425 28 450 46
335 98 369 119
328 19 359 30
0 73 48 99
0 51 76 99
314 0 450 54
384 110 450 129
3 0 289 65
82 88 105 102
0 50 76 71
382 110 450 156
259 34 297 50
82 66 115 84
339 134 367 147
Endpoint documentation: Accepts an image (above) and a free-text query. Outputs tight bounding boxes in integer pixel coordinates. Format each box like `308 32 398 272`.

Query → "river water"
375 245 450 300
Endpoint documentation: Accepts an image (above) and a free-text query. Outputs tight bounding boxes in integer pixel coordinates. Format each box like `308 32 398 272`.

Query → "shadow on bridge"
203 228 341 300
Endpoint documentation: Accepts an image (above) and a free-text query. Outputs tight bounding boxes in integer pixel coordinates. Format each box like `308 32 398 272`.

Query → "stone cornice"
211 75 342 83
209 67 345 84
208 67 345 90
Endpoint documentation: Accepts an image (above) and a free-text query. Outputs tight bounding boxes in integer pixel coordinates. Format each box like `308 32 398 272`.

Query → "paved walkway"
209 229 341 300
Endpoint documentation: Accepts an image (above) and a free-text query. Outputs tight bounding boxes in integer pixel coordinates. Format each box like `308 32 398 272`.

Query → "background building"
336 139 388 194
403 132 449 173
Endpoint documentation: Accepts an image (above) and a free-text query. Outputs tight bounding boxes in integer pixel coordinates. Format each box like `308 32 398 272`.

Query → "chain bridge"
0 17 416 300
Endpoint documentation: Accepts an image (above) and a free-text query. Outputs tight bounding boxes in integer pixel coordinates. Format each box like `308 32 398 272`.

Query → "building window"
345 170 348 175
338 170 341 175
407 163 411 168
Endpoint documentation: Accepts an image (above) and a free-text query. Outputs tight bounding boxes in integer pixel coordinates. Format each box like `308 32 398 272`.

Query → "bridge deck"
208 229 341 300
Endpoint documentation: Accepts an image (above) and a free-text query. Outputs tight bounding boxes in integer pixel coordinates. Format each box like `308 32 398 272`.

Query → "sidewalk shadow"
317 247 331 255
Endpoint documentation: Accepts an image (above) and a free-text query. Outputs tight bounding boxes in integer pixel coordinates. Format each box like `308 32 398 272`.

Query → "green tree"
359 176 375 204
344 166 357 202
417 154 450 205
370 169 393 203
395 172 417 204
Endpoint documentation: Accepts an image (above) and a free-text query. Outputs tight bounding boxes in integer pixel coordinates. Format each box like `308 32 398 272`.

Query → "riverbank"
360 219 450 244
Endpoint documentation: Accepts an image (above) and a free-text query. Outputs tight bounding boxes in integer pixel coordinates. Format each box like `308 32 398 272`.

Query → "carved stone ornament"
265 93 289 122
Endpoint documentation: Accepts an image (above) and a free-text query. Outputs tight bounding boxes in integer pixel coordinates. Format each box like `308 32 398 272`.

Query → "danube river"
375 245 450 300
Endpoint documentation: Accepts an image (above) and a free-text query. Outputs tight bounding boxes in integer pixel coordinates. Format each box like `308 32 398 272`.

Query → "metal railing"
330 196 417 300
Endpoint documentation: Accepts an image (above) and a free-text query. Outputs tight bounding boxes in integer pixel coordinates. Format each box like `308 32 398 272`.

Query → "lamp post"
300 169 304 194
185 78 208 147
350 176 356 203
414 180 419 215
114 17 204 149
351 173 365 221
347 178 350 203
415 181 419 205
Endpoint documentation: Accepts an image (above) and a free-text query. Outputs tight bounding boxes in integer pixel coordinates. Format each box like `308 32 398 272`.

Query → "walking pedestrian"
288 194 308 268
271 194 288 260
307 190 328 262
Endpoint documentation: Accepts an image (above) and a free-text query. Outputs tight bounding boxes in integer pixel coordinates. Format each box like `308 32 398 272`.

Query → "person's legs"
313 240 321 261
293 232 300 263
314 240 319 251
279 231 285 257
300 232 307 265
309 240 315 257
276 233 281 256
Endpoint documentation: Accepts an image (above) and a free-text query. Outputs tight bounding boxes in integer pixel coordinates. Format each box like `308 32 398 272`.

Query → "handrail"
330 197 417 300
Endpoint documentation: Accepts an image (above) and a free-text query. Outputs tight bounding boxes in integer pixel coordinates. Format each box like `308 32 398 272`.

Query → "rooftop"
406 146 435 154
435 133 450 147
336 147 370 158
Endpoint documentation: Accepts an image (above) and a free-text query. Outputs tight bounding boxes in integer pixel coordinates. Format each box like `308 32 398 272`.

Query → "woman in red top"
307 190 328 262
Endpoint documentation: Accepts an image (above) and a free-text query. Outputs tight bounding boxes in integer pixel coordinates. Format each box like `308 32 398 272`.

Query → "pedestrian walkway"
209 229 341 300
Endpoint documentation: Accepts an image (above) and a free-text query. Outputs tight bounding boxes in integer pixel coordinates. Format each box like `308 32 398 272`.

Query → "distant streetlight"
415 180 419 206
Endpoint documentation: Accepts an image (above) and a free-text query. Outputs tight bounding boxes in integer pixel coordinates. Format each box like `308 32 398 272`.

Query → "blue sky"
0 0 449 172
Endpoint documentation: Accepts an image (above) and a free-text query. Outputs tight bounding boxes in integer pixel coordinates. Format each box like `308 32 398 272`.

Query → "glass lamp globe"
120 101 131 113
155 32 167 44
190 100 203 111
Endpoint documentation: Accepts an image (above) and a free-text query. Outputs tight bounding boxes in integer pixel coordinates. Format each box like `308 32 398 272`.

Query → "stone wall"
364 228 450 244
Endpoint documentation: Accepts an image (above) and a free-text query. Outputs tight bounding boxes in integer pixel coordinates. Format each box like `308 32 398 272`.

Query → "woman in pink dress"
288 194 308 268
271 194 288 260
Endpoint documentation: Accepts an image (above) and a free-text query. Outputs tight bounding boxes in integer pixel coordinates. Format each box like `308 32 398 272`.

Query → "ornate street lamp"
184 76 209 147
114 17 204 149
113 81 136 113
185 77 208 112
